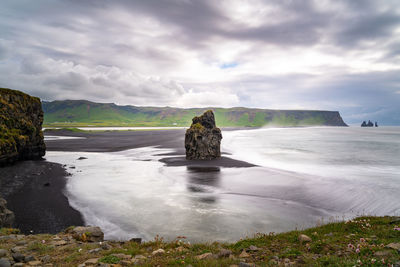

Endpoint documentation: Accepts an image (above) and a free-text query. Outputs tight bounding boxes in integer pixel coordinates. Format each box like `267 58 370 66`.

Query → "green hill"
42 100 347 127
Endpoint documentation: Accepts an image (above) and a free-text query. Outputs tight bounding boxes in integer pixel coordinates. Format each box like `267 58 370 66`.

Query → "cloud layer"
0 0 399 124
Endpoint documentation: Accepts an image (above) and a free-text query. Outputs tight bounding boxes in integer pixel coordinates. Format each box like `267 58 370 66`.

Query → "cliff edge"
0 88 46 166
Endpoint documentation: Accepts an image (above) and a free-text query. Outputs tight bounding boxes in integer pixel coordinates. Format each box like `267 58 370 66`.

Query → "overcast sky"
1 0 400 124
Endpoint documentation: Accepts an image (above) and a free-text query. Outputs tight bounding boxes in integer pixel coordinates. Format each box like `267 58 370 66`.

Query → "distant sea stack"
185 110 222 160
0 88 46 166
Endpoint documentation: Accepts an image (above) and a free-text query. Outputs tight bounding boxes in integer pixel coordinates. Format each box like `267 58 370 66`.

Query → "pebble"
28 261 42 266
218 249 232 258
12 252 25 262
134 255 146 260
41 255 51 263
152 249 165 256
374 250 392 256
248 245 260 251
84 258 99 265
11 246 24 253
239 262 255 267
120 260 131 266
0 250 6 258
239 250 250 258
16 240 27 246
386 243 400 250
101 243 112 250
88 248 102 254
195 252 214 260
299 234 312 243
25 255 36 262
0 258 11 267
13 263 24 267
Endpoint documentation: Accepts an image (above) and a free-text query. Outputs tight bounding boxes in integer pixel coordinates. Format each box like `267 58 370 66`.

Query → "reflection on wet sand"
186 166 221 203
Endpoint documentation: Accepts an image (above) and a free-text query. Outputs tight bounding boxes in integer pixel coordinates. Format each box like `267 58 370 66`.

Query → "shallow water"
45 126 400 242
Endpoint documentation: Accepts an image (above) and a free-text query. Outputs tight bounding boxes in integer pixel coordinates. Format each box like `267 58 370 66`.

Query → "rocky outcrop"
0 88 46 166
185 110 222 160
68 226 104 242
0 197 14 227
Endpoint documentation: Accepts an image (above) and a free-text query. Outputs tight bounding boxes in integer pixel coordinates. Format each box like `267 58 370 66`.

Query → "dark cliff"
0 88 46 166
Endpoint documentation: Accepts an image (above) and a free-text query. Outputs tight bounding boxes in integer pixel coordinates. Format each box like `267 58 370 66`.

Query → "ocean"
45 126 400 242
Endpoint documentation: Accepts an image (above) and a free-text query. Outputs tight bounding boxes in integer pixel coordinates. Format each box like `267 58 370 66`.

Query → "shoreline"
1 129 256 235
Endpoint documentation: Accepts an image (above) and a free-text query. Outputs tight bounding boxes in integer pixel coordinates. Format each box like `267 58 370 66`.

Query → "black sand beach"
0 160 83 234
1 129 254 234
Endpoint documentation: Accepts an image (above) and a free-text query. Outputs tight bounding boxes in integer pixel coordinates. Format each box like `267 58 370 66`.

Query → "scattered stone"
52 240 67 246
386 243 400 250
101 242 112 250
77 157 88 160
152 249 165 256
28 261 42 266
25 255 36 262
374 250 392 256
239 250 250 258
185 110 222 160
11 247 24 253
43 182 51 187
394 261 400 267
299 234 312 243
134 255 146 260
16 240 27 246
248 245 260 251
70 226 104 242
120 260 131 266
12 252 25 262
13 263 24 267
239 262 255 267
84 258 99 265
0 258 11 267
218 249 232 258
129 237 142 244
195 252 214 260
41 255 51 263
0 250 6 258
89 248 102 254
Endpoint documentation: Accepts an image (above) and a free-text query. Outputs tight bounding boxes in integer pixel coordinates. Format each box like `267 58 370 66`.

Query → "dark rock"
0 198 14 227
130 237 142 244
0 258 11 267
43 182 50 187
0 250 6 258
0 88 46 166
185 110 222 160
218 249 232 258
24 255 35 262
77 157 87 160
69 226 104 242
12 252 25 262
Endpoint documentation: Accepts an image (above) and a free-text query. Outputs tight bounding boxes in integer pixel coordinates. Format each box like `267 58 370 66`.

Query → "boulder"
69 226 104 242
0 197 14 228
185 110 222 160
0 88 46 166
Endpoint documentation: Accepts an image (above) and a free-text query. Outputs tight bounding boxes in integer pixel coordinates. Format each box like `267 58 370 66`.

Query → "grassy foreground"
1 216 399 266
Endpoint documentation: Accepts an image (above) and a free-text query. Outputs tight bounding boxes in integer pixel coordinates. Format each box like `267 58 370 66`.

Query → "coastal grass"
1 216 399 266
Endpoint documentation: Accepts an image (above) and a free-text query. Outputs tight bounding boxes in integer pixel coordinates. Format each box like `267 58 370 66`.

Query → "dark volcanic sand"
0 160 83 234
45 129 254 168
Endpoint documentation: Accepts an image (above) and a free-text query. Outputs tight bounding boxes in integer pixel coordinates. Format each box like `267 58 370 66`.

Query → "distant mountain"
42 100 348 127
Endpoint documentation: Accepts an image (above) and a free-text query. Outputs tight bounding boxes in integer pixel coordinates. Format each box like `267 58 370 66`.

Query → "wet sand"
0 129 254 234
0 160 83 234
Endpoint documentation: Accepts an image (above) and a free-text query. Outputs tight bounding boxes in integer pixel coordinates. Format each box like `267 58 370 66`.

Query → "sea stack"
185 110 222 160
0 88 46 166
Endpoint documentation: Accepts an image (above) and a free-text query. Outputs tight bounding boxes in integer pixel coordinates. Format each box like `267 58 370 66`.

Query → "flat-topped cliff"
0 88 46 166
